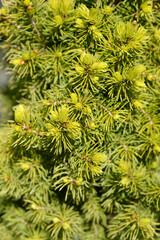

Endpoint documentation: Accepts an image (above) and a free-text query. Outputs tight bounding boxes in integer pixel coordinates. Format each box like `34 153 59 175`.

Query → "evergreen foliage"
0 0 160 239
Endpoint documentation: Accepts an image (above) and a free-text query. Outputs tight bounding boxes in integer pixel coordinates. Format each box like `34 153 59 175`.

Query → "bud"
91 62 107 70
139 218 151 227
38 131 43 136
132 100 143 109
153 145 160 152
83 106 92 114
56 52 62 58
113 71 122 82
70 93 78 103
21 60 26 65
28 129 33 133
151 161 158 169
154 29 160 41
6 177 12 181
33 49 38 54
23 0 31 6
27 5 33 10
81 53 93 65
50 110 58 121
104 6 113 14
141 3 152 13
62 222 70 230
153 4 158 9
54 15 63 26
112 114 120 120
31 203 37 209
27 5 34 15
75 18 85 28
89 122 95 129
30 51 37 59
21 163 30 170
89 25 97 32
53 217 59 223
120 177 130 186
47 126 60 137
14 104 26 123
11 58 22 66
22 53 30 60
75 102 83 110
75 65 84 75
131 215 136 220
92 76 99 83
132 20 137 26
67 122 81 139
147 75 154 81
92 153 107 165
135 80 146 88
75 178 83 185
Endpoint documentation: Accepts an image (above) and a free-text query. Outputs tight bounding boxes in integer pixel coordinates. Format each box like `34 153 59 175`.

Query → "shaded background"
0 49 12 124
0 0 12 144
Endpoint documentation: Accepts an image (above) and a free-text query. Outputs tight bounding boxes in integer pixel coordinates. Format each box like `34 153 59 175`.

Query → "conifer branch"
0 0 160 239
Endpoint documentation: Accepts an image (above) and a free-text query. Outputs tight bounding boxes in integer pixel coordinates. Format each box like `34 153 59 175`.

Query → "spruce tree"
0 0 160 239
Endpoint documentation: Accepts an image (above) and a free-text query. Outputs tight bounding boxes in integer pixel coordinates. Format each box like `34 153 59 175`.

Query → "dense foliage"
0 0 160 239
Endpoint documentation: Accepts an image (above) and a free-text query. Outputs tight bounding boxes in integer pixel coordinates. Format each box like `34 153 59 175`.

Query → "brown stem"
29 16 41 39
49 100 70 106
96 103 113 117
29 16 46 50
140 109 154 129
